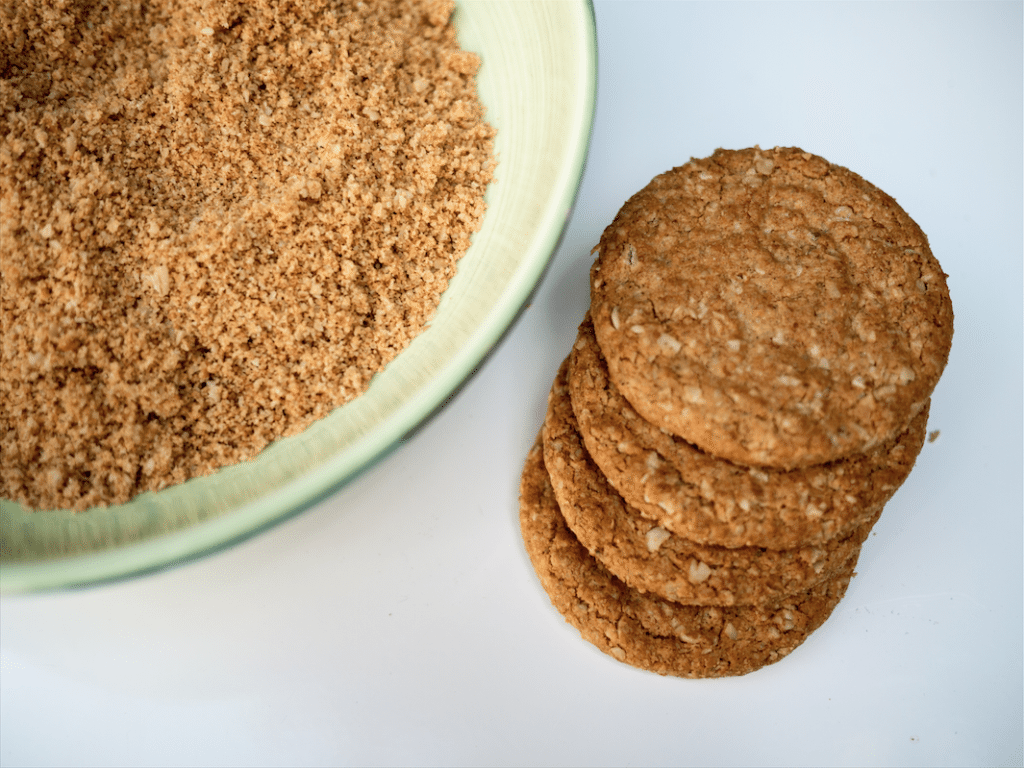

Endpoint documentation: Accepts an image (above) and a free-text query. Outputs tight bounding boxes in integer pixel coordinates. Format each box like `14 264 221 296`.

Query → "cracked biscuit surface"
519 438 854 678
589 146 953 469
543 354 872 604
568 315 928 549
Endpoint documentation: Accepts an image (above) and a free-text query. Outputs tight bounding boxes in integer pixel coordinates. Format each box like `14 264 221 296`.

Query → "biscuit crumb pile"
1 0 495 511
519 147 953 678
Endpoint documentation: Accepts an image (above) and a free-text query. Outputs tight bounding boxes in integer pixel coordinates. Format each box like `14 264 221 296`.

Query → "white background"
2 2 1021 766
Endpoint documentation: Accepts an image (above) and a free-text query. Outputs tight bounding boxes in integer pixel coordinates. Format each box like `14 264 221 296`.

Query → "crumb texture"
1 0 496 510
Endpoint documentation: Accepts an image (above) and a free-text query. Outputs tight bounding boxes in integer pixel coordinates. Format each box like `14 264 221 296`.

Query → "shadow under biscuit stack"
519 147 953 679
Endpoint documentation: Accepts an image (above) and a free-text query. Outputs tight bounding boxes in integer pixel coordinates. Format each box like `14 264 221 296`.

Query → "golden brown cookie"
519 439 854 678
589 146 953 469
568 315 928 549
543 354 873 604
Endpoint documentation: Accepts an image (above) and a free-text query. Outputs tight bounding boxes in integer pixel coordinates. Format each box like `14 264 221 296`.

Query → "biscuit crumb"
1 0 495 511
928 430 941 443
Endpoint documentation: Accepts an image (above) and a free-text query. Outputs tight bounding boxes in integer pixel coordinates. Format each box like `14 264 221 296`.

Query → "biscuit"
542 355 872 604
519 439 854 678
589 146 953 469
568 314 928 549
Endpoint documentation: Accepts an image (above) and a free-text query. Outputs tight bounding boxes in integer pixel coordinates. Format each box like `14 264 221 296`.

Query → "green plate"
0 0 598 593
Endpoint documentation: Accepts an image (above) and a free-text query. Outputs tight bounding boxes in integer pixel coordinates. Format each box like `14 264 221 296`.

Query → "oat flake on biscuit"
589 146 953 469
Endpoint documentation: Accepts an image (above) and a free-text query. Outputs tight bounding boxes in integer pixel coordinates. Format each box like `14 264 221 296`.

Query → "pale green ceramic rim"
0 0 598 593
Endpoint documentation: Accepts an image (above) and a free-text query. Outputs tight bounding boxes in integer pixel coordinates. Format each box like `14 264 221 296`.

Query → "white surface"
2 2 1021 766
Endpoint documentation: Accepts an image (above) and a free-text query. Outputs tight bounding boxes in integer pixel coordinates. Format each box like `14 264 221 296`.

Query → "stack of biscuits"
519 147 953 678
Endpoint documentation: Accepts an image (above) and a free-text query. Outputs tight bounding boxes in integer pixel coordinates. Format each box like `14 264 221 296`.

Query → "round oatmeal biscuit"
543 354 873 605
589 146 953 469
569 315 929 549
519 438 854 678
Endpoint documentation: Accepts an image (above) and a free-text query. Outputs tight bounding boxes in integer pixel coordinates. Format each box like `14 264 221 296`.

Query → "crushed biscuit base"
1 0 496 510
